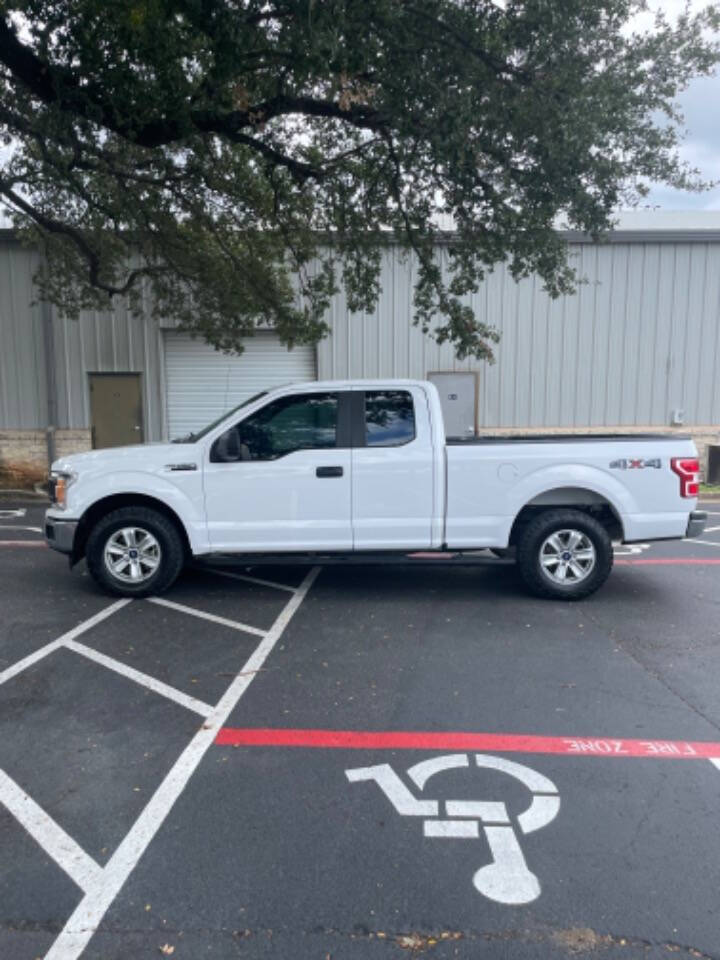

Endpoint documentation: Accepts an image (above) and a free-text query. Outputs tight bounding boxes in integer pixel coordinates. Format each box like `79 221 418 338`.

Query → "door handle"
316 466 344 478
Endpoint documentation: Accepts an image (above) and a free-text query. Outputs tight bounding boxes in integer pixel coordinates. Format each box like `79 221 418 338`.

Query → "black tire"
86 506 185 597
516 509 613 600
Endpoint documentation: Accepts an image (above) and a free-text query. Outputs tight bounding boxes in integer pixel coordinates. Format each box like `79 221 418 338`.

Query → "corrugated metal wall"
0 240 48 428
0 238 164 437
317 241 720 427
2 233 720 437
49 294 164 440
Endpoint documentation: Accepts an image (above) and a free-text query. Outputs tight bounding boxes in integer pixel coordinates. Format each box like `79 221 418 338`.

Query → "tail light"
670 458 700 498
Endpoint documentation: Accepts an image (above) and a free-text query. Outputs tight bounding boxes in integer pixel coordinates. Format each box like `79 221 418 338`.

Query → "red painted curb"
215 727 720 759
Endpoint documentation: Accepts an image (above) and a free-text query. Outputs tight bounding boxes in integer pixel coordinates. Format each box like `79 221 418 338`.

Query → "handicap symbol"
346 753 560 905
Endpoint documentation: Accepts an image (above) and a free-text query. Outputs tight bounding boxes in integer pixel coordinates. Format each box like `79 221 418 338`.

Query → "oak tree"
0 1 717 358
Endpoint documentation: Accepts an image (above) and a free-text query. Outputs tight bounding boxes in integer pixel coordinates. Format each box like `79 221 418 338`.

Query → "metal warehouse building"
1 211 719 483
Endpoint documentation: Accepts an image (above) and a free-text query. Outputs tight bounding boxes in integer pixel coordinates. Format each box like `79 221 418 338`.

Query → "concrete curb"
0 488 49 502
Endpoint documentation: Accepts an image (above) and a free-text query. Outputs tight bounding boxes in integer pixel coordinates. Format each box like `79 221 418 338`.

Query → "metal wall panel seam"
588 244 599 426
111 308 117 371
635 242 649 424
618 244 632 425
127 298 134 372
710 247 720 422
5 244 21 426
695 244 709 422
680 245 694 422
78 312 89 427
696 244 712 423
646 245 661 425
572 246 584 426
62 313 73 428
663 244 677 423
141 301 152 441
600 245 614 426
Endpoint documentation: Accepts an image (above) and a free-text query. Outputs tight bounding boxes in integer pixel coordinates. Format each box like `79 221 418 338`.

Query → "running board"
197 550 515 568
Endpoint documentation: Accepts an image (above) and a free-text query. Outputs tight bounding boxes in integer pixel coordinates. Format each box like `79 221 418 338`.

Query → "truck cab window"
211 393 338 462
364 390 415 447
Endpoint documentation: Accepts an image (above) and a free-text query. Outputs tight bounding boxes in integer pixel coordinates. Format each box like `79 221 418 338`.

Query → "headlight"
50 471 77 509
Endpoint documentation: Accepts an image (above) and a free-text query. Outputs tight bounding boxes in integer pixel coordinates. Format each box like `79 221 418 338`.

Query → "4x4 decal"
609 458 662 470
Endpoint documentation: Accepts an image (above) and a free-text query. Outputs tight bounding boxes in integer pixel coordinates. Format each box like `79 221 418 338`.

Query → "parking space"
686 506 720 548
0 506 45 545
1 501 720 958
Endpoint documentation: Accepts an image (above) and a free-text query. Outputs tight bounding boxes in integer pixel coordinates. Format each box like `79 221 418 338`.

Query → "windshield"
171 391 268 443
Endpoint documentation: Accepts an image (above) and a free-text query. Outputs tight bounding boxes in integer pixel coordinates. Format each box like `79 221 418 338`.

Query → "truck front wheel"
86 506 185 597
516 509 613 600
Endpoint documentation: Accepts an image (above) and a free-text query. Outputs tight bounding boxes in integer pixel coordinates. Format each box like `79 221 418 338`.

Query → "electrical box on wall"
670 408 685 426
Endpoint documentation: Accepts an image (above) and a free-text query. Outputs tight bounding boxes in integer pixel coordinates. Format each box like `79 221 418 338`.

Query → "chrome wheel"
539 529 596 585
103 527 161 584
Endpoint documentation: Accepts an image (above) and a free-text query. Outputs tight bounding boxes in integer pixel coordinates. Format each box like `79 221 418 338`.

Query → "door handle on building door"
316 466 344 478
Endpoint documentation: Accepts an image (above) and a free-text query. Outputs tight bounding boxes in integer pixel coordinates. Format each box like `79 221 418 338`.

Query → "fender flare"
507 464 632 531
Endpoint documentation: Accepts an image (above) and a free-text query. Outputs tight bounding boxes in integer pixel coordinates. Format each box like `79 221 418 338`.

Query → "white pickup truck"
45 379 706 600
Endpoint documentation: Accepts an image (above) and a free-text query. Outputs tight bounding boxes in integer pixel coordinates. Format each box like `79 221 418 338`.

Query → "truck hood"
51 441 198 475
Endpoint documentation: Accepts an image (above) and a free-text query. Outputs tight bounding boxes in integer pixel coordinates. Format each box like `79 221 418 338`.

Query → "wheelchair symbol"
346 753 560 905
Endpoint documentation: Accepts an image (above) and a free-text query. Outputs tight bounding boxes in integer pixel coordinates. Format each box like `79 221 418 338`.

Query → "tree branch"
0 17 384 151
0 178 168 296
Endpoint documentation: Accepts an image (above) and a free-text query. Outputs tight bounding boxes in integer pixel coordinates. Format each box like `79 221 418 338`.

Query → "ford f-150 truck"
45 379 706 600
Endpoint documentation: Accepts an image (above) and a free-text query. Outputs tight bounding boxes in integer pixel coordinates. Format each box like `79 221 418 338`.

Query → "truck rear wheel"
86 506 185 597
516 509 613 600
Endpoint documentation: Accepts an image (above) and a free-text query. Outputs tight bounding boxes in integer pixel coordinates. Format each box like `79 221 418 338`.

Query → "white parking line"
209 568 297 593
0 540 46 547
0 524 42 533
148 596 267 637
0 600 131 687
45 566 320 960
685 539 720 548
0 768 103 894
64 640 214 718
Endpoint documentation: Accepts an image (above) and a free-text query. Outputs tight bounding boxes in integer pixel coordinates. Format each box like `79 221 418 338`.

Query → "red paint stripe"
215 727 720 759
615 557 720 566
0 540 46 548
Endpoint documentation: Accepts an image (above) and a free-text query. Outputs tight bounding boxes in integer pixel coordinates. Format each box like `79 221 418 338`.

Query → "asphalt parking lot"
2 502 720 960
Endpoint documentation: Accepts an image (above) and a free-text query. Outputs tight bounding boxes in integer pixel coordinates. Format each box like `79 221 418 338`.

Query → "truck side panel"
444 439 698 548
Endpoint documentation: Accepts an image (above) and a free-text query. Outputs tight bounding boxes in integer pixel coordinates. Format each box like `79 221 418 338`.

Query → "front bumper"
45 515 79 555
686 511 707 538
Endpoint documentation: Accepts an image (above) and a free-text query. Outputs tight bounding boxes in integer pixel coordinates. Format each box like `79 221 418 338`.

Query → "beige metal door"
427 372 478 438
89 374 144 448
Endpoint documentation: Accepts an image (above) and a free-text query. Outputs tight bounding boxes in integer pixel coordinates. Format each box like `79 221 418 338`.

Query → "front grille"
48 475 57 503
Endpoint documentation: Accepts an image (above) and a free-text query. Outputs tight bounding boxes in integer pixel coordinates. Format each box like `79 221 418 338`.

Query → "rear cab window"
364 390 416 447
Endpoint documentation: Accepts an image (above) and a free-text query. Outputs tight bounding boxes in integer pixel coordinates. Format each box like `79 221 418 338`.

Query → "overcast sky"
637 0 720 210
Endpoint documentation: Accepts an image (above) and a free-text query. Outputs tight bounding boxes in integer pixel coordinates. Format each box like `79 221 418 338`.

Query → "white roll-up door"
163 331 317 438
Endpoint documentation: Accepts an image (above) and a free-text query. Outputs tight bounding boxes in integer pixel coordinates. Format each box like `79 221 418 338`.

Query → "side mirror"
211 428 242 463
